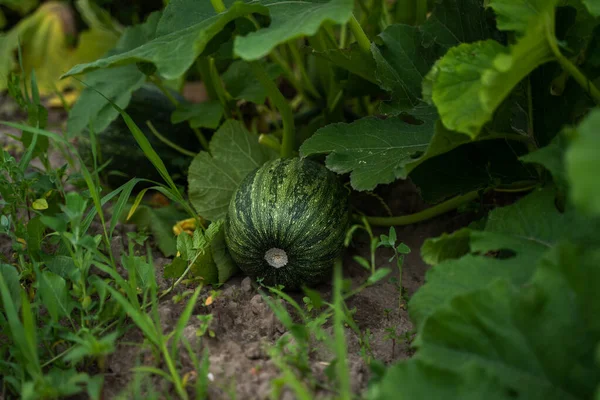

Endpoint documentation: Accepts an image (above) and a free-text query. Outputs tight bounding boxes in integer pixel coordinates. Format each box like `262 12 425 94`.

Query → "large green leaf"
372 25 442 112
374 0 495 114
299 111 437 191
423 24 555 138
582 0 600 15
561 0 600 57
521 132 569 190
63 2 268 80
204 220 239 283
488 0 559 33
171 101 224 130
421 188 592 264
66 12 161 138
566 109 600 215
408 136 535 202
421 0 498 49
222 60 282 104
373 250 600 400
414 188 557 324
188 120 277 221
310 45 378 85
233 0 354 61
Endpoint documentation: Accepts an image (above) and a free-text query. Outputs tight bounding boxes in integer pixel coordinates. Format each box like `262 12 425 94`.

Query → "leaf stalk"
251 62 296 158
365 190 481 226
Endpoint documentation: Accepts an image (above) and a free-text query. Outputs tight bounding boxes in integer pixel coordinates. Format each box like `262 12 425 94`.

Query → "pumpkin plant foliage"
51 0 600 397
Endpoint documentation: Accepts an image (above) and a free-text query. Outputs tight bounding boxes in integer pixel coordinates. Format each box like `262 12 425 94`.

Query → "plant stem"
415 0 428 25
340 23 348 48
545 15 600 104
149 74 210 151
365 190 481 227
259 134 282 152
149 75 179 106
210 0 226 13
287 43 321 99
195 58 219 101
269 48 314 101
348 15 371 55
395 0 416 25
251 62 295 158
208 58 232 119
483 132 535 146
146 121 197 157
161 343 189 400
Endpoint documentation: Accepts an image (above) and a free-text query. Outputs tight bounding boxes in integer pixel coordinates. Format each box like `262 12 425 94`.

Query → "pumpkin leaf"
299 110 437 191
128 204 188 257
413 187 600 326
170 220 237 284
66 12 160 138
233 0 354 61
310 45 378 85
582 0 600 16
171 101 223 130
373 244 600 400
565 109 600 216
487 0 559 33
521 132 569 191
208 220 239 284
222 60 283 104
188 119 277 221
62 2 268 80
423 30 554 138
164 256 187 280
373 0 496 114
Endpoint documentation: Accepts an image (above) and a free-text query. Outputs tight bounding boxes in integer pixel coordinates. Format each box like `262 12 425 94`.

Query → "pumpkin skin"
224 157 349 289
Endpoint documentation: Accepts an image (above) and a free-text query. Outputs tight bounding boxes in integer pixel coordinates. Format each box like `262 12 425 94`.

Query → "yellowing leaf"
32 198 48 210
0 2 118 96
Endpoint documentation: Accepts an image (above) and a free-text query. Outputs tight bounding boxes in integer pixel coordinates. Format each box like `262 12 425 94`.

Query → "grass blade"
109 178 142 237
131 366 173 382
103 285 159 347
170 285 202 359
0 273 41 376
333 258 351 399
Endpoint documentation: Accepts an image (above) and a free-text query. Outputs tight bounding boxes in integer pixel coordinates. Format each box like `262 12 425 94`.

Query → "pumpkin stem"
265 248 288 268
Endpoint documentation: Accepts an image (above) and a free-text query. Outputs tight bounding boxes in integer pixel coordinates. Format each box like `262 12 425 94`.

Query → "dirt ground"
0 96 478 399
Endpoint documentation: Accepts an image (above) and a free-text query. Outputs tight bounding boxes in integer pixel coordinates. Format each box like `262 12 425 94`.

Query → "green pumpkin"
225 157 350 289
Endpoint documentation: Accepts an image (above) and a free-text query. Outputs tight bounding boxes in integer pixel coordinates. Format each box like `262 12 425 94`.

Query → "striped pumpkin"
224 157 349 289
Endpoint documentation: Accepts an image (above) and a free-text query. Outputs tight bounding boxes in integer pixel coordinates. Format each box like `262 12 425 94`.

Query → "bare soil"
0 97 479 399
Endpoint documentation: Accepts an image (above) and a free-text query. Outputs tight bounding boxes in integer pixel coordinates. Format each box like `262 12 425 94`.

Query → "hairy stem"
146 121 197 157
196 58 219 101
415 0 428 24
208 57 232 119
251 62 295 158
546 15 600 104
259 134 282 152
395 0 416 25
365 190 481 227
149 75 210 151
210 0 226 13
348 15 371 55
